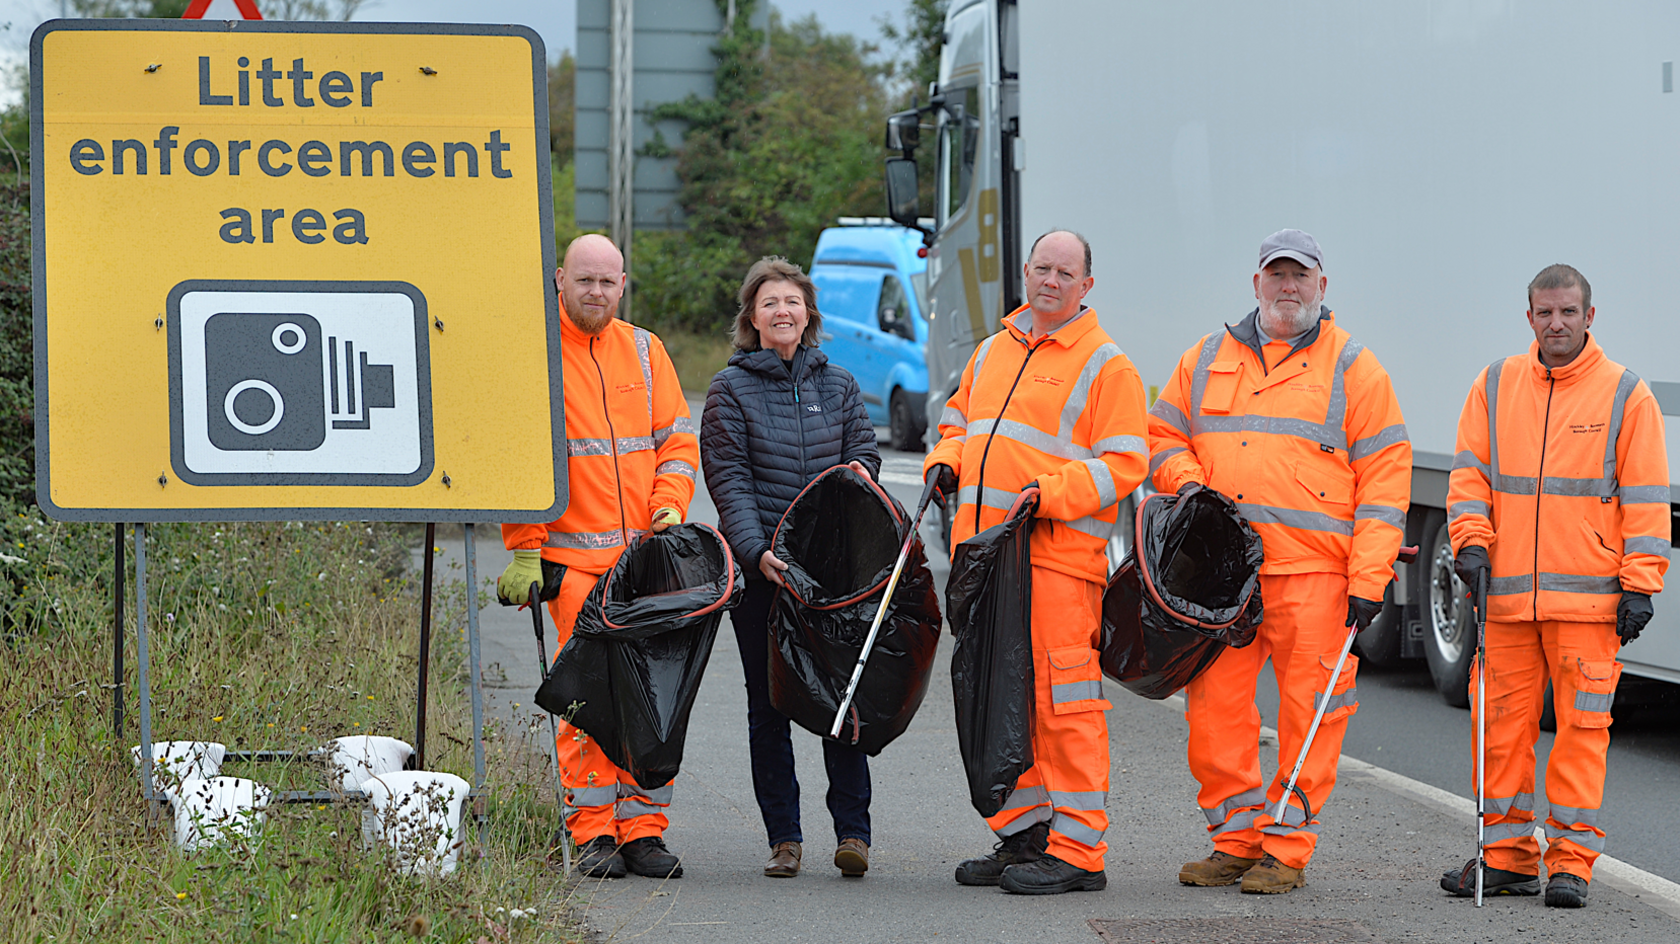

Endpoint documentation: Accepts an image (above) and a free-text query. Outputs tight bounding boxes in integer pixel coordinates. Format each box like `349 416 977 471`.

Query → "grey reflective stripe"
1539 572 1621 594
969 417 1093 460
1489 574 1533 595
957 484 1019 512
1150 447 1186 475
1057 342 1123 439
1050 812 1105 847
1322 336 1365 448
1486 792 1535 816
1212 808 1260 836
1452 450 1492 478
1188 413 1342 450
972 333 1001 380
632 326 655 424
1355 504 1405 529
1450 501 1490 522
1093 434 1148 457
1063 514 1116 542
1544 824 1606 852
1261 821 1321 837
1574 690 1614 713
616 436 656 454
655 459 696 478
1493 474 1538 496
616 800 666 819
1150 399 1191 437
1236 502 1354 536
1619 485 1671 504
995 805 1053 836
1349 423 1409 462
1548 804 1602 829
1485 360 1505 490
1083 458 1119 509
1313 685 1359 713
619 782 674 804
1626 536 1670 556
1186 333 1225 433
652 416 696 446
1202 787 1268 826
567 785 618 807
1603 370 1640 482
568 438 613 457
545 528 646 550
1541 475 1616 498
999 784 1050 812
1269 803 1312 828
1049 790 1106 812
1483 820 1537 844
1051 680 1104 705
1545 808 1606 852
941 405 968 430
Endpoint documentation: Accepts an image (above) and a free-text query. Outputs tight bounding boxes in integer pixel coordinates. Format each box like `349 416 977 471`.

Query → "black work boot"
575 835 627 879
1440 858 1540 897
999 853 1108 895
954 821 1049 886
1545 872 1589 908
621 836 684 878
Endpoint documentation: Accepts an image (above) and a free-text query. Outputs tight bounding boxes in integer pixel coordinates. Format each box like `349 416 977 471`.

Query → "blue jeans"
733 576 871 847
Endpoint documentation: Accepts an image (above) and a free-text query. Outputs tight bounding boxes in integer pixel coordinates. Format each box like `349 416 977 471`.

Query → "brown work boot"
1240 854 1306 894
764 840 802 878
1179 850 1261 886
834 838 869 877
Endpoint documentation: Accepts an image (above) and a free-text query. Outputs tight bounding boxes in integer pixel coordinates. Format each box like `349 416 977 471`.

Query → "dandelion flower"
212 715 223 722
175 891 186 900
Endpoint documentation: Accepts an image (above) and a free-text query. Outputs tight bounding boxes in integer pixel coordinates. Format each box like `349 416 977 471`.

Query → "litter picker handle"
529 582 551 683
1474 569 1488 629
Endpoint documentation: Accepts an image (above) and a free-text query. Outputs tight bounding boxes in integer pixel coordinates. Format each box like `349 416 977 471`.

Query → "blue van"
808 220 930 451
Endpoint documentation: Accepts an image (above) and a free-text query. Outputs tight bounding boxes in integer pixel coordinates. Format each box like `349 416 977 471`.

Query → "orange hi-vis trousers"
1185 572 1360 870
547 564 672 845
984 566 1111 872
1472 619 1621 881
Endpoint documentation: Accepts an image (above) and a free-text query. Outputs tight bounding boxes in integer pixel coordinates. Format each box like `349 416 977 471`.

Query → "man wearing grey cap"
1146 230 1412 893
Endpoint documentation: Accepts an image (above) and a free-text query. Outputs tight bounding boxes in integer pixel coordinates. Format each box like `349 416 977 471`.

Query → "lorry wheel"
1422 514 1475 707
889 389 925 452
1353 582 1403 668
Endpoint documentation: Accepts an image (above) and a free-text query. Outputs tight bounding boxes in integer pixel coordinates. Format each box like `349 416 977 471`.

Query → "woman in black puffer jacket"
700 256 881 881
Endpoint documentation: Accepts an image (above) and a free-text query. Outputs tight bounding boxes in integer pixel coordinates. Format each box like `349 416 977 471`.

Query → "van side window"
877 276 914 341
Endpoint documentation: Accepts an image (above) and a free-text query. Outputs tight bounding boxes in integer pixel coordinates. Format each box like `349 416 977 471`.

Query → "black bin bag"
536 523 744 790
946 501 1037 818
768 465 941 755
1100 485 1264 700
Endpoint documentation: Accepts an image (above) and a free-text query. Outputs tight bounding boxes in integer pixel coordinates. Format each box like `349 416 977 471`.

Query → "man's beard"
1259 289 1322 339
564 301 615 334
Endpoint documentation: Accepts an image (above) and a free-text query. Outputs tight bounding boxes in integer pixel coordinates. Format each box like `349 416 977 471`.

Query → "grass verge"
656 326 736 397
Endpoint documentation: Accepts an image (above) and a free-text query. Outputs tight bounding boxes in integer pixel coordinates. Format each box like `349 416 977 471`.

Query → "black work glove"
1346 596 1384 631
1617 591 1653 644
1453 545 1490 593
926 463 958 504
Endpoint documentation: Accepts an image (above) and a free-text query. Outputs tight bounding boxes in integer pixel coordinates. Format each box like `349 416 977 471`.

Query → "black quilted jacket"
701 345 882 572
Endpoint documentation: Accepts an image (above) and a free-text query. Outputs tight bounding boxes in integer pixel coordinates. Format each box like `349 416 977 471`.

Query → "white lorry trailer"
881 0 1680 705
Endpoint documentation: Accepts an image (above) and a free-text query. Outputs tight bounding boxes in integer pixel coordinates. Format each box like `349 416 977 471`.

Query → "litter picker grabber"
520 577 572 873
1272 545 1419 836
1474 568 1488 907
829 475 942 739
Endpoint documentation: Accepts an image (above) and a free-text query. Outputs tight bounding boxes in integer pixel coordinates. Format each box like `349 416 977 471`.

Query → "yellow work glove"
651 507 681 533
496 550 545 606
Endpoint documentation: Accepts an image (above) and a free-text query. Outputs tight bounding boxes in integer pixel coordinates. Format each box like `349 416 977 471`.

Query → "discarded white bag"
362 771 471 877
131 741 226 795
171 776 271 853
325 735 414 792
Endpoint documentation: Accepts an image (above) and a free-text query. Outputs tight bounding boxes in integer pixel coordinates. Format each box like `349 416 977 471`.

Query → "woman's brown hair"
733 256 824 351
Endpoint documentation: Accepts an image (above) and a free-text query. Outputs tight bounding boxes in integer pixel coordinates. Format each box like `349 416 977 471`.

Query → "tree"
549 50 575 167
879 0 948 105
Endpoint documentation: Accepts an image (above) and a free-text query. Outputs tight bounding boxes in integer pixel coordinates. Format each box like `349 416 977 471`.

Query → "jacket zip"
973 335 1046 534
791 348 807 473
589 336 630 545
1531 366 1556 621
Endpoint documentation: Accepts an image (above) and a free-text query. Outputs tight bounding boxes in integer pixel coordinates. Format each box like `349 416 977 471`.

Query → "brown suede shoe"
834 838 869 877
1179 851 1260 887
1240 854 1306 894
764 841 802 878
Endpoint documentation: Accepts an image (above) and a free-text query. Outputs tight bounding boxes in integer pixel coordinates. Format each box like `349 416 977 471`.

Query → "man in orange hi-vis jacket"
496 234 699 881
1439 264 1667 909
1149 230 1411 894
924 230 1149 895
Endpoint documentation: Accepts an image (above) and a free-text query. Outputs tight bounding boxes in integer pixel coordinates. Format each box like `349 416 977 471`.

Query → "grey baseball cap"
1259 229 1323 270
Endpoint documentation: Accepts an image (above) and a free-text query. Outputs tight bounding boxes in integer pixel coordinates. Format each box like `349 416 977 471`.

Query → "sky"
0 0 914 105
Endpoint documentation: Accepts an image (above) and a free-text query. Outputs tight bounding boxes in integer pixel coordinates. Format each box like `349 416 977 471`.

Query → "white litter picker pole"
1475 568 1489 908
829 476 940 739
1273 621 1358 831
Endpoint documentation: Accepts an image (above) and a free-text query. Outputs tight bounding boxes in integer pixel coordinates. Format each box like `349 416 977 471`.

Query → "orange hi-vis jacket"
1149 309 1411 603
1447 335 1669 623
924 306 1150 584
503 313 699 571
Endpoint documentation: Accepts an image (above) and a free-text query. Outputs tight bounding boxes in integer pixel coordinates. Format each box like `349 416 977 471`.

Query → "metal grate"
1090 918 1383 944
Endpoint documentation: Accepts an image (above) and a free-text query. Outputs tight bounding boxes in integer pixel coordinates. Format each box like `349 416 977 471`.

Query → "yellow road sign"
31 19 565 522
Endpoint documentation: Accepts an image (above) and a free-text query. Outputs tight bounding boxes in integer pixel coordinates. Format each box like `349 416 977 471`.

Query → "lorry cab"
808 219 932 451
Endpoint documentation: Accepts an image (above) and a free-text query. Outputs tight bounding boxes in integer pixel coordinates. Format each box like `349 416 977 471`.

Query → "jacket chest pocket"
1199 361 1245 415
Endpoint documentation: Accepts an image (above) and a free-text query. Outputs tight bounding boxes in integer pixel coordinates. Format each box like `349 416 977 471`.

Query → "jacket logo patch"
1032 375 1064 386
1569 422 1606 435
805 404 823 413
1289 383 1326 393
615 382 646 395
